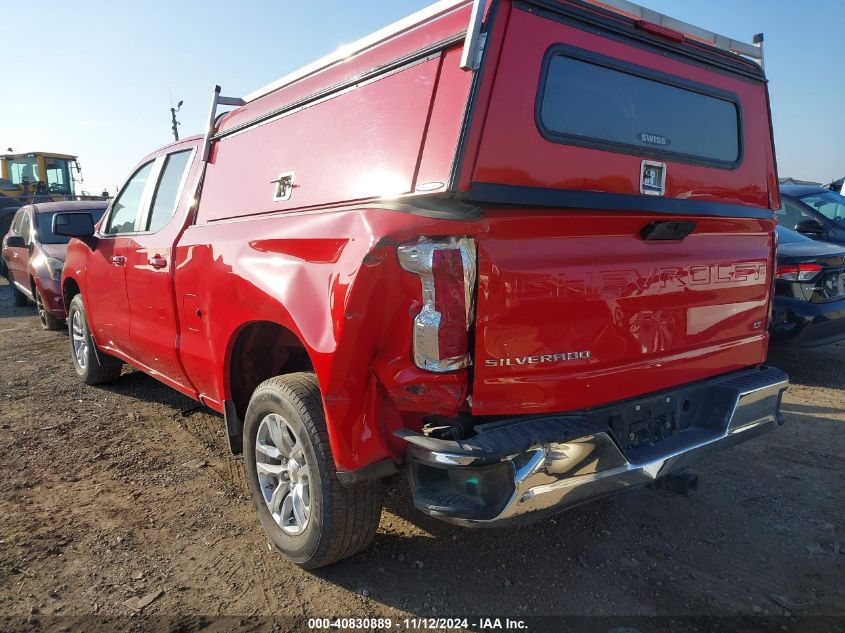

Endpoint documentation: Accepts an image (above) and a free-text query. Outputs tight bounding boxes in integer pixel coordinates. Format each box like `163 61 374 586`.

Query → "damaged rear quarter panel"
173 207 483 471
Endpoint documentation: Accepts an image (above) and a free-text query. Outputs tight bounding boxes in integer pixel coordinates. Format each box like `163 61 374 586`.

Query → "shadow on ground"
768 343 845 389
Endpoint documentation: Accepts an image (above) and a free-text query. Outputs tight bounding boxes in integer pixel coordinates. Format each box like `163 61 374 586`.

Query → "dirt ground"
0 275 843 632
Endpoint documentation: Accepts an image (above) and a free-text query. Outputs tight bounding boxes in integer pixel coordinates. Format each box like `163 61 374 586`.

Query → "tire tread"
37 288 64 331
68 295 123 385
252 372 382 568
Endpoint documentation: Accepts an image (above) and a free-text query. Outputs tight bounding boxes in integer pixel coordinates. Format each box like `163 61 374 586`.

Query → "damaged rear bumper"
397 366 788 526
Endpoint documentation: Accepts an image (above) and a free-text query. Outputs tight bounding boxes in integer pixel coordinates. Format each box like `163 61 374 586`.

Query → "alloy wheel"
35 291 47 327
71 311 88 370
255 413 311 535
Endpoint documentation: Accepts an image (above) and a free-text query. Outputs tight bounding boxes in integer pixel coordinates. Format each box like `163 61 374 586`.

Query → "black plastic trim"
336 458 399 485
535 44 744 170
640 220 697 241
358 198 483 220
206 196 483 224
223 399 243 455
398 416 596 463
467 182 775 219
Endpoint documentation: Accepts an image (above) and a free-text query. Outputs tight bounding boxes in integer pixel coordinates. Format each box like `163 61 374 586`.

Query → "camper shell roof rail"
243 0 473 104
240 0 763 106
591 0 763 63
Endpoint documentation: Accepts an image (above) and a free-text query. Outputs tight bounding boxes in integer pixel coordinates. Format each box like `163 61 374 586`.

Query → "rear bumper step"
397 366 788 526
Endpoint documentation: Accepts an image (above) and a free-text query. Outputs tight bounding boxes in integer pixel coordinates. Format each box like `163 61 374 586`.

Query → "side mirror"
795 218 827 239
5 235 25 248
53 212 95 238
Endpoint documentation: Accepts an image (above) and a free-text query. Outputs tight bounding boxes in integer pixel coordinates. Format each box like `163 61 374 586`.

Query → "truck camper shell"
197 0 776 225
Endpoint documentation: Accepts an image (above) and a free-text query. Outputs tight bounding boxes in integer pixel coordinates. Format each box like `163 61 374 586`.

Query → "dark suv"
2 201 107 329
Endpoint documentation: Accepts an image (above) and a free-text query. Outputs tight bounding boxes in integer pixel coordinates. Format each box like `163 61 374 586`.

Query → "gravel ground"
0 276 843 632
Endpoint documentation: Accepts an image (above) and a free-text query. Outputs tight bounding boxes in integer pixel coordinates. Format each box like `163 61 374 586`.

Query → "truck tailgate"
471 211 773 415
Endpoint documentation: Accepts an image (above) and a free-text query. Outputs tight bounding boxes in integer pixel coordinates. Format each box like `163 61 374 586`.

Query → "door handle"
149 256 167 269
111 255 126 266
640 221 696 241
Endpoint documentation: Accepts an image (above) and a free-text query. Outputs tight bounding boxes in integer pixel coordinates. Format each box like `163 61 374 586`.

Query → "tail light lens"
397 237 476 372
776 263 823 281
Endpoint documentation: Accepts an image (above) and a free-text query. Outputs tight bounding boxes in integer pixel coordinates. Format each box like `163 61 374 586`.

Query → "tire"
243 372 383 569
67 294 123 385
10 275 28 307
35 286 63 330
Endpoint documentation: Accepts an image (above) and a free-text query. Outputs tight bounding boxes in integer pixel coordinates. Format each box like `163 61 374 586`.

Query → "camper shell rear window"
536 45 743 169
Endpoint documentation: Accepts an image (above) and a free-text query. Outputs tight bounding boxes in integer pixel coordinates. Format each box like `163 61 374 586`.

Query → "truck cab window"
8 157 38 184
105 161 154 235
146 150 192 233
44 157 72 195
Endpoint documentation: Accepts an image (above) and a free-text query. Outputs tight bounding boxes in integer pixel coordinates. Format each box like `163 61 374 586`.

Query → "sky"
2 0 843 194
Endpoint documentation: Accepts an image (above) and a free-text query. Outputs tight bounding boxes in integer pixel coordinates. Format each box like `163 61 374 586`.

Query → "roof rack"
591 0 764 66
201 85 246 162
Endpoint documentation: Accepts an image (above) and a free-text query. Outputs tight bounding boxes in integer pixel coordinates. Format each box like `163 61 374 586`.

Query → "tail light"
775 263 823 281
397 237 476 372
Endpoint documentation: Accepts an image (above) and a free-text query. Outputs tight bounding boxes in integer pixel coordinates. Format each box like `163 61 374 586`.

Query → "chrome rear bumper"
398 366 788 526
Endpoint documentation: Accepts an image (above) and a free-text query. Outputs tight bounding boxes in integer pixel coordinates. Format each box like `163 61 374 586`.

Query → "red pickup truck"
57 0 788 568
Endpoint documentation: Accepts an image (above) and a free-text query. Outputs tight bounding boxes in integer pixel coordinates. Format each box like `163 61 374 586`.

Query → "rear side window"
798 191 845 223
537 47 741 167
775 200 816 230
146 150 192 233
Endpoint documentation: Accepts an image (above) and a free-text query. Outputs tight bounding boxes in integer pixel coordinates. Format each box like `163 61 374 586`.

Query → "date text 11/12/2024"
307 617 528 630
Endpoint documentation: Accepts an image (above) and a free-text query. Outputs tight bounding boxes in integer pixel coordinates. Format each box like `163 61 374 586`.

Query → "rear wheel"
67 294 123 385
35 286 63 330
243 373 383 568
